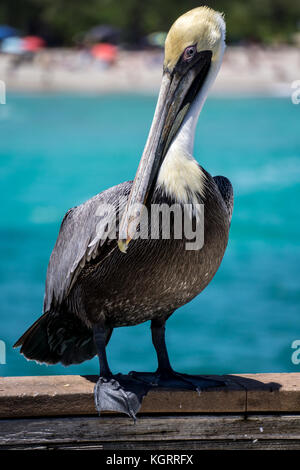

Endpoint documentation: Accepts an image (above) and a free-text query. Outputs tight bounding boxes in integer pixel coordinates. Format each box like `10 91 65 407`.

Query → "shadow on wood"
0 372 286 419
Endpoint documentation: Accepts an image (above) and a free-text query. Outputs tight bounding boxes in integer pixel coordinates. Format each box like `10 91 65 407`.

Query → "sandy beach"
0 45 299 96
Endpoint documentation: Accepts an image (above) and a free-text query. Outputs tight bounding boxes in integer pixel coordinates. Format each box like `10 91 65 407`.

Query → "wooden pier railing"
1 373 300 450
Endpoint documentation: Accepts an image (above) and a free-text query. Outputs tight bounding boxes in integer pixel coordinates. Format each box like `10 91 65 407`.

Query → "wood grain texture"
0 373 300 418
3 441 300 450
1 414 300 450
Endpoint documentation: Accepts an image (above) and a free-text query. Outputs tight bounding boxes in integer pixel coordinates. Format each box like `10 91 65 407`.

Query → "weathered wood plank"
243 373 300 412
0 373 300 418
1 415 300 450
0 374 243 418
3 440 300 450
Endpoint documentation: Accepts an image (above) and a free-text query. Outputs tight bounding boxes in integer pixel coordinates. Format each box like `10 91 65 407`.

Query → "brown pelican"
14 7 233 418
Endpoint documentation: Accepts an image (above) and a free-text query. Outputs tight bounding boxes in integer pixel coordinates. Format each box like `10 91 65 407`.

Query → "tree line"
0 0 299 46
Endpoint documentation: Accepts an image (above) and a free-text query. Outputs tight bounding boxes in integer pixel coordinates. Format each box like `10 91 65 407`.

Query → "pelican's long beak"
118 50 212 252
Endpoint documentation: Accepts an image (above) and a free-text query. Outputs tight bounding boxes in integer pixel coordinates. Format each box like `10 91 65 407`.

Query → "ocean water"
0 93 299 377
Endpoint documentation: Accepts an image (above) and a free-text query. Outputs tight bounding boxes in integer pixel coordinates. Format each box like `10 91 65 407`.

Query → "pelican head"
164 6 225 71
118 7 226 252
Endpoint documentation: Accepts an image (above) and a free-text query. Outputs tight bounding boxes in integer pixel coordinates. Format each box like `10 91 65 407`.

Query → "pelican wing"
43 181 132 313
213 175 234 223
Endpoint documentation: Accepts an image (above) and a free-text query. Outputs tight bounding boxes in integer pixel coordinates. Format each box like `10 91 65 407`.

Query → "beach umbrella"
147 32 167 47
85 25 121 44
91 43 118 63
23 36 45 51
0 25 19 40
0 37 23 54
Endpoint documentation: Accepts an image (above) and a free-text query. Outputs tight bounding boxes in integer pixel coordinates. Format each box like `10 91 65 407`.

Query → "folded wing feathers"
44 181 131 313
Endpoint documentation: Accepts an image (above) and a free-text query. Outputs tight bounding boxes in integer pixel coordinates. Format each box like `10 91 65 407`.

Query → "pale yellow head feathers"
164 6 225 71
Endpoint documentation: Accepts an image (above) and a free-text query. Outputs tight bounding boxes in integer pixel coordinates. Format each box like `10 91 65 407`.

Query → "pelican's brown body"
15 7 234 417
15 168 232 365
71 172 231 330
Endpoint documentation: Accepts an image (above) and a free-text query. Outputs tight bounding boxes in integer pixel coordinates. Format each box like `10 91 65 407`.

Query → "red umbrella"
91 43 117 63
23 36 45 51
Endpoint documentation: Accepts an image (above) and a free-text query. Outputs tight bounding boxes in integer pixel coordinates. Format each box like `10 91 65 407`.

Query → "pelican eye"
183 45 197 61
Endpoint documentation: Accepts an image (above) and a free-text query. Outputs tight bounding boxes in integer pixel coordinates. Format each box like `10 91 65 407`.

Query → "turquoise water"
0 93 300 377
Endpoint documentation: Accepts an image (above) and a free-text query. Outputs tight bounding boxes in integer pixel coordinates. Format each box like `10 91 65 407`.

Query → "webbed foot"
94 374 151 420
129 370 225 392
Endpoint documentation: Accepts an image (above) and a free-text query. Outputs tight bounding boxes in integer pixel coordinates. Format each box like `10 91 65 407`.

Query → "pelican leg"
130 319 226 390
93 323 113 378
93 323 150 420
152 319 173 374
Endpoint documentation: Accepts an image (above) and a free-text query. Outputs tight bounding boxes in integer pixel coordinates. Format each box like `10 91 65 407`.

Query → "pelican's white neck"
171 54 223 155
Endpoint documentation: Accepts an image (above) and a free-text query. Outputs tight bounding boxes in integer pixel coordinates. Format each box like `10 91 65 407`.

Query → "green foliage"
0 0 299 45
